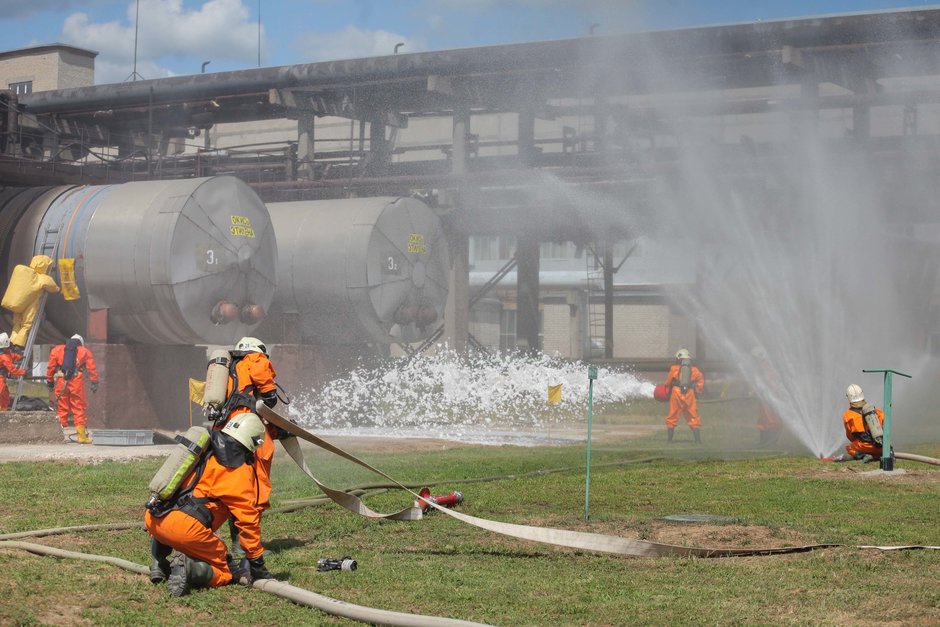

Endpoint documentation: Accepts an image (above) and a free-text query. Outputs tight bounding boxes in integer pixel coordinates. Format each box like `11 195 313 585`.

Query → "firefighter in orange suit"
46 334 99 444
663 348 705 443
145 414 273 596
208 337 286 564
839 383 885 462
0 332 26 410
214 337 281 510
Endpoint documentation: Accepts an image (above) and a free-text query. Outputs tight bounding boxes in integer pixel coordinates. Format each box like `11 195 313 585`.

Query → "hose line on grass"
895 452 940 466
0 540 490 627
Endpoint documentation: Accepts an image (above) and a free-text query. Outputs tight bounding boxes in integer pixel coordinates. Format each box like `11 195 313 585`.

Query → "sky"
1 0 938 85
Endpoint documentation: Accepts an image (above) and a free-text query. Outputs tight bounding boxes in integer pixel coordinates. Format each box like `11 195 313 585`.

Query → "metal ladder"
10 224 60 411
585 245 605 358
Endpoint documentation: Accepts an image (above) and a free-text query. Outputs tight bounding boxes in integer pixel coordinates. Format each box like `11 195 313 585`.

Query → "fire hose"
258 403 940 558
0 538 489 626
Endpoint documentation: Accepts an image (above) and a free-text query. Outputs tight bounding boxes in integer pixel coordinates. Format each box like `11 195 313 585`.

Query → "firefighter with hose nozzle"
833 383 887 463
663 348 705 443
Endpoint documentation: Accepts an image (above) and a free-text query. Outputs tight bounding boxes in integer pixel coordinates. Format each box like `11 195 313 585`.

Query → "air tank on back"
263 196 449 345
0 176 277 345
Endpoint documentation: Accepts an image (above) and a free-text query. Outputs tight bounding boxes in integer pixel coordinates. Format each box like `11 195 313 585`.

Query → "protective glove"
229 554 250 585
46 380 54 388
90 381 99 394
240 555 272 581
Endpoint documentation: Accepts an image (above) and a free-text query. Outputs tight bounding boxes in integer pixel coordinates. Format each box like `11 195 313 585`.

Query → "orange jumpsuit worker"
46 334 99 444
663 348 705 443
2 254 60 349
210 336 286 565
0 332 27 410
145 414 272 596
840 383 885 462
215 336 281 511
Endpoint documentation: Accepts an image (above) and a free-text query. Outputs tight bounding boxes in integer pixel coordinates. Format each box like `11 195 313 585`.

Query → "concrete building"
0 44 96 94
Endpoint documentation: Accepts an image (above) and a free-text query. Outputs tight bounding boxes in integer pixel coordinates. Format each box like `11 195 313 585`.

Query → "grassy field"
2 398 940 626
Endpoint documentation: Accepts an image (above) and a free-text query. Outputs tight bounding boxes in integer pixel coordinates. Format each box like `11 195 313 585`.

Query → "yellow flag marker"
547 384 562 405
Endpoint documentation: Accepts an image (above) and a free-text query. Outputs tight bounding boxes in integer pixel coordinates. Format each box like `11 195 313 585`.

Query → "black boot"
149 538 172 584
692 428 701 444
667 428 674 443
168 553 214 597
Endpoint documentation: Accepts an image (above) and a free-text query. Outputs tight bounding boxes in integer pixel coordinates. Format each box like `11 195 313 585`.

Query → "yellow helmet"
221 413 266 452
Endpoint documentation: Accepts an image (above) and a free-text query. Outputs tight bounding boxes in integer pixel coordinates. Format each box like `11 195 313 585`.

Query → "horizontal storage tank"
0 176 277 345
264 196 449 345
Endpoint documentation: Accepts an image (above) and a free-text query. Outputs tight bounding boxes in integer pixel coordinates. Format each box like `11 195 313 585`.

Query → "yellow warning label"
230 216 255 238
230 226 256 238
408 233 426 254
58 258 81 301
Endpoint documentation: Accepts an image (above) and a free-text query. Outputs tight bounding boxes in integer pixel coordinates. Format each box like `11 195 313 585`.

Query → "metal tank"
0 176 277 345
265 196 449 345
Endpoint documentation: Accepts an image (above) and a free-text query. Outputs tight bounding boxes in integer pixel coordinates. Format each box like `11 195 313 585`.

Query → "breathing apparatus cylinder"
203 349 232 417
147 425 211 508
862 405 884 445
678 359 693 392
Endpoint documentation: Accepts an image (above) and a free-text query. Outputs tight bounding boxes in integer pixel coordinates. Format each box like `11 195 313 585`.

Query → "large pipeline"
0 176 277 345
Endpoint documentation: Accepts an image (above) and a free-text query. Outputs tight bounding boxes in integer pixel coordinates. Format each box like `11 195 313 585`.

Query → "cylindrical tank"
0 176 277 345
264 196 449 345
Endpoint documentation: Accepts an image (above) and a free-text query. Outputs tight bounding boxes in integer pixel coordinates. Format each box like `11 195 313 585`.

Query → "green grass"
2 398 940 625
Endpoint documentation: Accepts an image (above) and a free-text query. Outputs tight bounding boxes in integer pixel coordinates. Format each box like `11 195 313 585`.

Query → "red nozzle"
416 487 464 513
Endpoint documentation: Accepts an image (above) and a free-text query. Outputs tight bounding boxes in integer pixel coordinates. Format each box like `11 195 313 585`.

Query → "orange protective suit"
145 451 264 588
663 363 705 429
0 349 27 410
842 405 885 457
5 255 60 348
219 352 278 510
46 343 99 427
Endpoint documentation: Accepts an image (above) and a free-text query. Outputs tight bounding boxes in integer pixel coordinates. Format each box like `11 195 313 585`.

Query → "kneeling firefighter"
202 336 290 559
145 414 273 597
837 384 887 463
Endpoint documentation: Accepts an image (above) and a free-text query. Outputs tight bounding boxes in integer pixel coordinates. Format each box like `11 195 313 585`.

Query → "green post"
585 365 597 521
862 368 911 471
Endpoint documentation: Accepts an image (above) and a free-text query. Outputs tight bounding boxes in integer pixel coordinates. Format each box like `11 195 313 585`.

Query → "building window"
9 81 32 95
499 309 516 352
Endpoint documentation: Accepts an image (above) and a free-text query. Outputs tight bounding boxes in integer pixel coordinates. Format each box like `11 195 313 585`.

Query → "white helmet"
675 348 692 360
846 384 865 405
221 413 267 452
0 332 9 349
235 336 267 355
71 334 84 346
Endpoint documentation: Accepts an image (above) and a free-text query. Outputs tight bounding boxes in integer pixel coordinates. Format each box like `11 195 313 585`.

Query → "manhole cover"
661 514 738 523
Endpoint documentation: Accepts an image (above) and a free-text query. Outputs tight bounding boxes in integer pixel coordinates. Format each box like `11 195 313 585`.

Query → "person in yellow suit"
2 255 60 350
663 348 705 443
